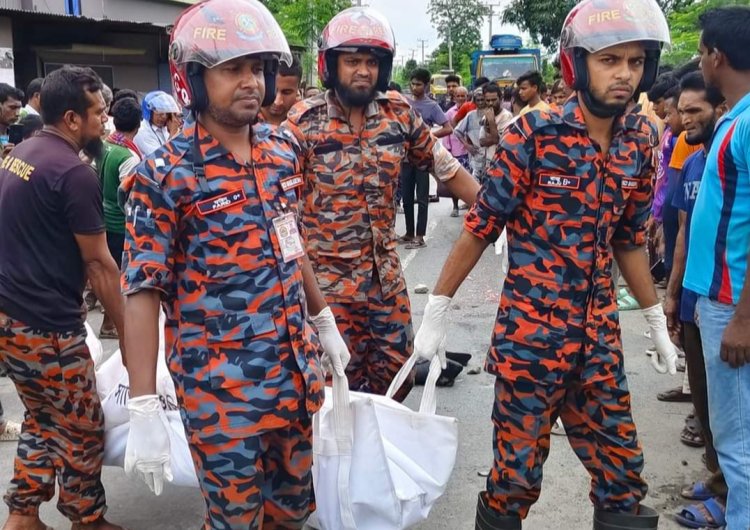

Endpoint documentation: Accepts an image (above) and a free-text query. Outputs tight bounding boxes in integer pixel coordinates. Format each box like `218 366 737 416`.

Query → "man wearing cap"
413 0 678 528
120 0 349 527
284 6 480 400
134 90 181 156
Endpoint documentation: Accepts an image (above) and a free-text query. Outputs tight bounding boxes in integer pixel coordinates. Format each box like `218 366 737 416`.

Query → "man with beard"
260 57 303 125
0 66 125 530
663 71 728 530
477 84 514 169
413 0 678 527
120 1 347 527
284 5 479 400
683 6 750 528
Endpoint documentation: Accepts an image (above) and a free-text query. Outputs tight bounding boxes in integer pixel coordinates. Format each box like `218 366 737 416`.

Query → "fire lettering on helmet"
331 23 386 38
588 9 621 24
192 27 227 40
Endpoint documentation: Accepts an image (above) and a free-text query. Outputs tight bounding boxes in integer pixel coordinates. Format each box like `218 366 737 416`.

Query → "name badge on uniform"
273 212 305 263
622 178 639 190
280 174 304 192
196 189 247 216
539 174 581 190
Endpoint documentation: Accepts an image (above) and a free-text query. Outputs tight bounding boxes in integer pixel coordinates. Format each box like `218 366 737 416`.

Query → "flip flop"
680 423 705 448
657 387 691 402
674 497 726 529
98 328 119 340
681 480 715 501
405 239 426 249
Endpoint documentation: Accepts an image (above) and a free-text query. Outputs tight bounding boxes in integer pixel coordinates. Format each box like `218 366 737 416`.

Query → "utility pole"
417 38 428 65
486 2 504 43
447 23 453 71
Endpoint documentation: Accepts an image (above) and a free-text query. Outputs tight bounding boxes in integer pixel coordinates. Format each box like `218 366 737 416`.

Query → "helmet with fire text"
168 0 292 111
318 6 396 92
559 0 670 116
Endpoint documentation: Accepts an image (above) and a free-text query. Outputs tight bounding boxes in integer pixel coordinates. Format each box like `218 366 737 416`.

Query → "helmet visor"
319 7 395 54
170 0 292 69
561 0 671 53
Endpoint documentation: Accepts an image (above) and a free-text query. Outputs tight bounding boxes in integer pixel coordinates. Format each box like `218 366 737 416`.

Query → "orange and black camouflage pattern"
465 96 655 516
189 418 313 529
284 90 437 303
465 95 657 386
121 119 324 526
484 370 646 517
0 312 106 524
328 277 414 400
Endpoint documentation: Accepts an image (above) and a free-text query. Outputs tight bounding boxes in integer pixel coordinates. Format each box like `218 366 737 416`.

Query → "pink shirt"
442 106 467 157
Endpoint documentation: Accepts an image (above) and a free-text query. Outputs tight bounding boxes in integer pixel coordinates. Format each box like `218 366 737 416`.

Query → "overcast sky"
366 0 520 66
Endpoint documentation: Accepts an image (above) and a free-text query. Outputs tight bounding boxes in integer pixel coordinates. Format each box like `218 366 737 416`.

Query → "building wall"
0 17 12 47
83 0 185 25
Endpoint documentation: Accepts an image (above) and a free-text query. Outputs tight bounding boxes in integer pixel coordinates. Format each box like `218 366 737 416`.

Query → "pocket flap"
204 312 275 343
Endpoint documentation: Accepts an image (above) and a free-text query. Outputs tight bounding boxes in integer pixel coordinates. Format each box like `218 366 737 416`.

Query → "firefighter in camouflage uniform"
413 0 679 528
119 1 350 528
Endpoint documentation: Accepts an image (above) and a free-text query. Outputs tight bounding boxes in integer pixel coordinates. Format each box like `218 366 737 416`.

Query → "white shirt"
22 104 39 116
134 119 169 157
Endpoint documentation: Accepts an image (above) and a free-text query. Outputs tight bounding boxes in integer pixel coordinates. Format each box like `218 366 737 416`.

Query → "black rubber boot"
593 505 659 530
475 493 522 530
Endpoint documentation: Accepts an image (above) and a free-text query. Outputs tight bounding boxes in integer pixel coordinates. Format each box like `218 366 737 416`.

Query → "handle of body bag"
385 354 441 415
330 373 357 530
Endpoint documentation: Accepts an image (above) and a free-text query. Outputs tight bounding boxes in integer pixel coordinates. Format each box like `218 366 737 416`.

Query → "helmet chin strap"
580 89 626 119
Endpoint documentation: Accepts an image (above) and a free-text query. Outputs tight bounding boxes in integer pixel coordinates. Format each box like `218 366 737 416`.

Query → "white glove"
642 304 678 375
125 395 173 495
310 307 351 377
414 294 451 369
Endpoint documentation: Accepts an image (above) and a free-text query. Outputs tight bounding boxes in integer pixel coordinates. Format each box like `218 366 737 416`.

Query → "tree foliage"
661 0 748 65
425 0 486 78
264 0 352 47
501 0 692 51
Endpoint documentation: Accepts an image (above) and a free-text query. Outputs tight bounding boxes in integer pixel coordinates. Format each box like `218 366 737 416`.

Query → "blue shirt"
406 96 448 128
672 149 706 323
684 92 750 305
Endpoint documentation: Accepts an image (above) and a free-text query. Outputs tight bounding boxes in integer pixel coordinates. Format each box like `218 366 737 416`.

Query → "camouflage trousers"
0 311 106 524
483 367 647 518
189 418 314 529
328 280 414 401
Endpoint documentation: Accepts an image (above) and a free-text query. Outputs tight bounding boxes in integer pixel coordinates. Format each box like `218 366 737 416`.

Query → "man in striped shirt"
683 6 750 528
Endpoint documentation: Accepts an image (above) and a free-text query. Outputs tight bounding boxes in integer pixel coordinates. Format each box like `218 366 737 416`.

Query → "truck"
470 34 541 88
430 70 462 97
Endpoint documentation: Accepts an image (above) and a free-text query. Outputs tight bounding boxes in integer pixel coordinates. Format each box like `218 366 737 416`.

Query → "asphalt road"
0 197 705 529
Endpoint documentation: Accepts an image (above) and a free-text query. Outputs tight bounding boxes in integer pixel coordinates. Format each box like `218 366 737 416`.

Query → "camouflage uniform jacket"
465 96 656 386
284 90 438 302
121 119 324 443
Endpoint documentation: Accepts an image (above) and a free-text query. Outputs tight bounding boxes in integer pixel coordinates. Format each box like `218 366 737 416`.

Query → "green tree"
662 0 749 65
264 0 351 84
426 0 486 78
501 0 692 51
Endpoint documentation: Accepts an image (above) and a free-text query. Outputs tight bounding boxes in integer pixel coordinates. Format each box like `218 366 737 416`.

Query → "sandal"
657 386 691 402
405 239 426 249
99 327 119 340
0 420 21 442
681 414 705 447
681 423 705 448
674 497 726 529
681 480 715 501
397 235 415 244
